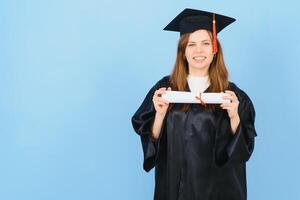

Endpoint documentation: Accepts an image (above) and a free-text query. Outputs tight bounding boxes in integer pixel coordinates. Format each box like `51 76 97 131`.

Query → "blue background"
1 0 299 199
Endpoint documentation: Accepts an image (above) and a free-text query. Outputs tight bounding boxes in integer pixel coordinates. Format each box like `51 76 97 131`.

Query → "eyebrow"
188 39 211 43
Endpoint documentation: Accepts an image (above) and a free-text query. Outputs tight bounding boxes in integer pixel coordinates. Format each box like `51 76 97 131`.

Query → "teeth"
193 56 206 61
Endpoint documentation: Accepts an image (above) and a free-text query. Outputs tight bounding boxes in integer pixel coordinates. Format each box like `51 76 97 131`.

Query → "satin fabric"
132 76 257 200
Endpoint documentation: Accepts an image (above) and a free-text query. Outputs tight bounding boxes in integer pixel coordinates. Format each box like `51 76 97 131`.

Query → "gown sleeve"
215 89 257 166
131 77 169 172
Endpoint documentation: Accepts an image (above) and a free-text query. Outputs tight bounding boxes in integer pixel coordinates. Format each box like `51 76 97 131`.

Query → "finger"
225 90 238 100
220 104 233 109
155 87 166 94
222 94 238 103
221 102 237 107
157 101 168 105
155 99 169 105
222 95 234 100
225 90 235 95
221 107 232 111
156 98 169 104
158 87 167 91
156 88 168 96
161 98 170 104
220 105 230 109
156 103 165 107
156 102 169 107
221 98 232 105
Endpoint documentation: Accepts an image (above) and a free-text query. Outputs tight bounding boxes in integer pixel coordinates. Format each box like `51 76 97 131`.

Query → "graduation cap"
163 8 236 53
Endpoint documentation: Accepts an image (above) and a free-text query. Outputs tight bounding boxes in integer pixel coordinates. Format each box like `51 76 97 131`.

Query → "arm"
215 90 257 166
150 87 171 140
220 90 240 134
230 115 240 134
151 113 167 140
131 77 171 171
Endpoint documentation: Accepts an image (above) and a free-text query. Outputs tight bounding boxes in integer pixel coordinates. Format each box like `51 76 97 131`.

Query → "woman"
132 8 257 200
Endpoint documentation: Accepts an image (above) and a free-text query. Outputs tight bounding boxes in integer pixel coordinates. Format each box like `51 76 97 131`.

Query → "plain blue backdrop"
1 0 299 199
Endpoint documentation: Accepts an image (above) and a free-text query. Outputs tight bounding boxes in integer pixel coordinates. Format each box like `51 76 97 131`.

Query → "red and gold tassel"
195 94 206 108
212 13 218 54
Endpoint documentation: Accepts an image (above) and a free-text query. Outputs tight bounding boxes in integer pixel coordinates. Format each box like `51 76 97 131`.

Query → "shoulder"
144 75 170 96
154 75 171 88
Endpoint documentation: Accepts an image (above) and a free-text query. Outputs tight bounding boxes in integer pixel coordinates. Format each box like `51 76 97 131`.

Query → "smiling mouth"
193 56 206 62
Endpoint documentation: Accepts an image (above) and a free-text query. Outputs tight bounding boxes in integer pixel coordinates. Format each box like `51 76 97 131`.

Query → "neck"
188 67 209 77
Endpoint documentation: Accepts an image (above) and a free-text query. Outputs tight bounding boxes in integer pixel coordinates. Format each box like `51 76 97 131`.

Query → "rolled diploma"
162 91 230 104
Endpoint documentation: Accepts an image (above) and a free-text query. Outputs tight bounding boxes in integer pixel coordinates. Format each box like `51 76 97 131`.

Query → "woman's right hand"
152 87 171 116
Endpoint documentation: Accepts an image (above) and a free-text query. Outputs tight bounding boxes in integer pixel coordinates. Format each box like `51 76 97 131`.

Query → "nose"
195 44 203 52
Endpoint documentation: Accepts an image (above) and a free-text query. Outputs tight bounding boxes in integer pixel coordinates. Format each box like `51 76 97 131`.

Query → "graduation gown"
131 76 257 200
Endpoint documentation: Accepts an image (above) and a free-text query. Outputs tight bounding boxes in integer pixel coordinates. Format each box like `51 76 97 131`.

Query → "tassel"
212 13 218 54
195 94 206 108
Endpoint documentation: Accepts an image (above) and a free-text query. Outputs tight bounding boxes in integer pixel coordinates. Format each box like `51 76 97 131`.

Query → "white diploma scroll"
162 91 230 104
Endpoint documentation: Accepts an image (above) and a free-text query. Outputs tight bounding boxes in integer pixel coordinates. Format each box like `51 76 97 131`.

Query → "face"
185 29 215 76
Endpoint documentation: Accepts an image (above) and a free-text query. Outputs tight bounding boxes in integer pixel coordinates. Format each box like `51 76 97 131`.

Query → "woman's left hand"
220 90 239 119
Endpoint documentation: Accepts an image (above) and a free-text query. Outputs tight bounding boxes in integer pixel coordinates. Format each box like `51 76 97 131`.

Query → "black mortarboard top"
163 8 236 53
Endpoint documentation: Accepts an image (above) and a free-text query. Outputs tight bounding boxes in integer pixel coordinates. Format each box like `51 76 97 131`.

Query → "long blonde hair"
169 31 229 112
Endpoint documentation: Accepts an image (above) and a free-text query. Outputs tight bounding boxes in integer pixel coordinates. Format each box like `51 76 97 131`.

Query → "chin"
192 64 209 70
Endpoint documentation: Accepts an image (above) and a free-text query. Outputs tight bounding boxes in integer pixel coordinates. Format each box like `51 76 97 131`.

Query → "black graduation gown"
131 76 257 200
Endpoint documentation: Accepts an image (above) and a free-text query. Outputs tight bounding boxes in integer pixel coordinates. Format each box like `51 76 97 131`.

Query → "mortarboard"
163 8 236 53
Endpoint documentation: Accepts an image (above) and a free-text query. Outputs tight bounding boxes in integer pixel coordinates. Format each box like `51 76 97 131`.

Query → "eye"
188 43 195 47
204 42 211 46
